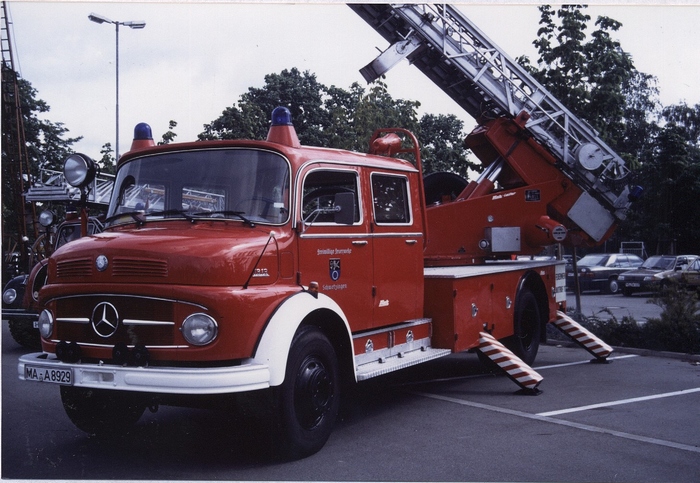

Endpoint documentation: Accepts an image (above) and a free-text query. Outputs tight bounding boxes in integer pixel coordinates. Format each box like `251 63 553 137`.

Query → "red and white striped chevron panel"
478 332 543 390
553 311 613 359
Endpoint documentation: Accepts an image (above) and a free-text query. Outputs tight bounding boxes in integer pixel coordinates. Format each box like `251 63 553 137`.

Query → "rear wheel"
273 326 340 459
606 277 620 294
60 386 146 436
504 288 542 366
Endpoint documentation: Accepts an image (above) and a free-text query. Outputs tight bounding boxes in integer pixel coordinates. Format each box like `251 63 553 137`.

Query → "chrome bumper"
18 352 271 395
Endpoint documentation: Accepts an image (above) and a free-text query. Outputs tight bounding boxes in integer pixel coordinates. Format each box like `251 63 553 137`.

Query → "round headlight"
181 313 218 346
64 153 97 188
38 210 56 227
38 309 54 339
3 288 17 305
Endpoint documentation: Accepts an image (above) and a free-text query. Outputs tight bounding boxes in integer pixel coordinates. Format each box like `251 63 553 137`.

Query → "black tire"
8 319 41 350
272 326 340 459
60 386 146 436
622 287 633 296
504 288 542 366
606 277 620 294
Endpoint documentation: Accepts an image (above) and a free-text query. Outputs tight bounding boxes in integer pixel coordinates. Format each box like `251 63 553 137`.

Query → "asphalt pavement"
2 319 699 482
567 291 663 322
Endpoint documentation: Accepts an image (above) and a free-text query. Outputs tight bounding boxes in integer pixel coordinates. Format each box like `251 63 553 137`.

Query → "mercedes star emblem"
91 302 119 338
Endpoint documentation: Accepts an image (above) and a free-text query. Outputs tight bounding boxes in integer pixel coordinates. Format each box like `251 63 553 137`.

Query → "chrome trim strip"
46 293 207 310
122 319 175 326
56 317 90 324
47 340 188 349
353 318 431 339
301 232 423 240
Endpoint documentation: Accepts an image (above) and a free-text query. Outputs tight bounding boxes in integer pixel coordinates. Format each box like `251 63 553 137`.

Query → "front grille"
56 258 92 278
55 295 176 346
113 257 168 277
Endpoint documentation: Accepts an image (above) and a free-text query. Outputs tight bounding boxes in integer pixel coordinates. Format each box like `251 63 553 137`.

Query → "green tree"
418 114 477 177
97 143 116 175
200 69 471 176
625 122 700 254
523 5 654 156
662 103 700 146
2 69 80 251
158 120 178 145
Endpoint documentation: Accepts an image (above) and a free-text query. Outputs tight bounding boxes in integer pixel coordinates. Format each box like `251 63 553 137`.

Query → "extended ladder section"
24 168 114 207
350 3 634 223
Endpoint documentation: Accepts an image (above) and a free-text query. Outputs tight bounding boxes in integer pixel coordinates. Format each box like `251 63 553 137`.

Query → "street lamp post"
88 13 145 161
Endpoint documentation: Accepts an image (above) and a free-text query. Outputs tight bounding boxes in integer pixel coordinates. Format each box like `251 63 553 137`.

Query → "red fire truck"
18 4 638 458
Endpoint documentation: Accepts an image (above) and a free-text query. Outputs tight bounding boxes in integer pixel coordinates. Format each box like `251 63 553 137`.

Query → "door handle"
352 240 368 246
405 239 418 245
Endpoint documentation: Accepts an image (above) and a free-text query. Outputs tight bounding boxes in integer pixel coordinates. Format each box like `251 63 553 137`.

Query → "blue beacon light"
134 122 153 140
271 106 293 126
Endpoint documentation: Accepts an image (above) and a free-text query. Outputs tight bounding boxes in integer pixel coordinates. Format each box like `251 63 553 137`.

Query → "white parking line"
533 354 638 371
537 387 700 417
414 391 700 454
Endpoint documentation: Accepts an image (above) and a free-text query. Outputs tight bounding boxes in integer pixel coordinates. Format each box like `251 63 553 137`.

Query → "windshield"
578 254 610 267
640 256 675 270
107 148 290 226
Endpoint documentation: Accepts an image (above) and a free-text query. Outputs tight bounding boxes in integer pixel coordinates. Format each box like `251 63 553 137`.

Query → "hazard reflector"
553 311 613 360
478 332 543 391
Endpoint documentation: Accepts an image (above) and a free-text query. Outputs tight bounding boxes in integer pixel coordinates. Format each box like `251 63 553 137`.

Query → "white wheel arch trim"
250 291 354 386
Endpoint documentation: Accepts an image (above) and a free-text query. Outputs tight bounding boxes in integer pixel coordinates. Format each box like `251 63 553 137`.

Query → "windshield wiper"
105 209 195 226
190 211 256 227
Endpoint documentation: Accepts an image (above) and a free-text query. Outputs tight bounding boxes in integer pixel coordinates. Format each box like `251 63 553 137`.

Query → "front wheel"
606 277 620 294
60 386 146 436
273 326 340 459
8 319 41 350
504 288 542 366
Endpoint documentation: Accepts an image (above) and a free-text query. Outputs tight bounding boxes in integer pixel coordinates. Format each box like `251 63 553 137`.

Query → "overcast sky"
6 1 700 159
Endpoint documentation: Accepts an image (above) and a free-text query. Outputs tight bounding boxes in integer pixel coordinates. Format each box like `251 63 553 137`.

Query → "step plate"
355 347 452 381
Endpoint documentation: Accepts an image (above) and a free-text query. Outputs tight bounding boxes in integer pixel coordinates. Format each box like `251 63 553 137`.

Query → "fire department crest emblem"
329 258 341 281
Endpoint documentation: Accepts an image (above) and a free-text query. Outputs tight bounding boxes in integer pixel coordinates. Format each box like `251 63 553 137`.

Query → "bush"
565 282 700 354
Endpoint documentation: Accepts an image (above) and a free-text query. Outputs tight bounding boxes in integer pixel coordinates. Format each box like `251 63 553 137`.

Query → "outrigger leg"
552 311 613 363
477 332 543 395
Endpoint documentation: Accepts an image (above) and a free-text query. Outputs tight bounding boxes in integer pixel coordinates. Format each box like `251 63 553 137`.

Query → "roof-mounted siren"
360 35 422 83
129 123 156 152
266 107 300 148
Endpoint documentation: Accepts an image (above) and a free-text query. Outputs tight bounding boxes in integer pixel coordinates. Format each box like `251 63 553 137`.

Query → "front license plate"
24 365 73 385
627 282 641 287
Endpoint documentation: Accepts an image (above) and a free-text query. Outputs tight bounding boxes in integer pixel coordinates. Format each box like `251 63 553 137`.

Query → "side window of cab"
371 173 411 224
301 170 361 224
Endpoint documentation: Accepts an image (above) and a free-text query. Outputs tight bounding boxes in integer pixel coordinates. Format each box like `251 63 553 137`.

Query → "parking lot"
3 317 699 481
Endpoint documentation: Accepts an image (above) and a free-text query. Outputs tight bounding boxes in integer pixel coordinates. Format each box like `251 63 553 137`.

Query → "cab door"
296 166 375 331
370 171 424 327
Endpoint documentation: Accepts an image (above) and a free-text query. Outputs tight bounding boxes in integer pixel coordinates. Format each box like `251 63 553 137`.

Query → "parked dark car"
618 254 699 296
680 257 700 291
566 253 644 294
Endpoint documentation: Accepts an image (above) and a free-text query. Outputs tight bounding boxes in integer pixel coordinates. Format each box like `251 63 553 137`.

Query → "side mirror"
333 192 355 225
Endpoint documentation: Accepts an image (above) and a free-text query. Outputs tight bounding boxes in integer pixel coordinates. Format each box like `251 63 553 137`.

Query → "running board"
355 346 451 381
477 332 543 395
552 311 613 361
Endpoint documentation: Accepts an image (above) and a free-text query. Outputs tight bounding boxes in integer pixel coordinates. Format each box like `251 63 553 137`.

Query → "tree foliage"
199 68 476 175
520 5 700 255
2 68 80 250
